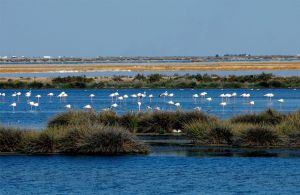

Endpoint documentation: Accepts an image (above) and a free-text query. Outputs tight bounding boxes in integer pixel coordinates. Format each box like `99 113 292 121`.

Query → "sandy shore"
1 61 300 73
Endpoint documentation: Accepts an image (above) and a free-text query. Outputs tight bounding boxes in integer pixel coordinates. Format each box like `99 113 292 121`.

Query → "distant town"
1 54 300 64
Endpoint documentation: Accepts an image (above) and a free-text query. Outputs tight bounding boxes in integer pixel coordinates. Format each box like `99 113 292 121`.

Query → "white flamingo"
10 102 17 112
137 101 142 111
83 104 92 110
65 104 72 109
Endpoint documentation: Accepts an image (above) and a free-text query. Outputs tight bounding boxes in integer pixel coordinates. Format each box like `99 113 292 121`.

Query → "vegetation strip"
1 109 300 155
0 73 300 89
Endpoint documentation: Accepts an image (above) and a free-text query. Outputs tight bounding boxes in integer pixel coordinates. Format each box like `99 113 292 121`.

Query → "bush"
0 127 23 152
48 111 99 127
208 123 233 145
231 109 285 125
118 112 140 133
98 111 118 126
277 111 300 135
57 124 149 154
184 121 233 145
184 121 210 143
148 74 162 83
20 132 54 154
241 125 279 146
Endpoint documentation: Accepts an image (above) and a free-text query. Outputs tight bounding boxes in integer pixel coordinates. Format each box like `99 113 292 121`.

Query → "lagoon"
1 70 300 78
1 147 300 194
0 88 299 129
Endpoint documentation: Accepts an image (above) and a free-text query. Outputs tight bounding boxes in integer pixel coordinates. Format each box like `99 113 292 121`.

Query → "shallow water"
0 88 299 129
1 69 300 77
1 148 300 194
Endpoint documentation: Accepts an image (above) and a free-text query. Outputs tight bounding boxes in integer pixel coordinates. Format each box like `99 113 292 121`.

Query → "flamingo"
137 101 142 111
149 94 154 102
168 93 174 98
83 104 92 110
10 102 17 112
220 94 226 101
109 93 116 101
123 94 129 101
29 101 35 111
264 93 274 102
65 104 72 109
16 92 21 101
174 102 181 110
33 102 39 110
194 106 201 111
278 99 284 110
25 91 31 100
111 103 118 109
220 102 227 112
0 93 5 101
11 92 17 100
232 92 237 103
249 101 255 112
35 94 41 102
47 92 54 101
200 92 207 98
154 106 161 111
192 94 199 102
89 94 95 101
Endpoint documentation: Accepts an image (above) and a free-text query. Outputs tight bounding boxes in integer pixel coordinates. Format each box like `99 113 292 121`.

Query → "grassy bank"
47 109 300 147
1 109 300 155
0 124 149 155
0 73 300 89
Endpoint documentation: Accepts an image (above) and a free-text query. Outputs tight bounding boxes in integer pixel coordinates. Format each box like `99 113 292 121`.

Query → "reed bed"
0 124 149 155
1 109 300 154
1 73 300 89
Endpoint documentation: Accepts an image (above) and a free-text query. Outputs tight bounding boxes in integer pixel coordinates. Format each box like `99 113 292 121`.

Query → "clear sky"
1 0 300 57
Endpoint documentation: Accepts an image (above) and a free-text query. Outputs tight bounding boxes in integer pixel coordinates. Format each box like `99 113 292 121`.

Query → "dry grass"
1 61 300 73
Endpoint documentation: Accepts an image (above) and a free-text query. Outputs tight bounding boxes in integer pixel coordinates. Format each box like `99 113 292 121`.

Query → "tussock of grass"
230 109 285 125
1 109 300 153
58 124 148 155
48 111 99 127
184 121 233 145
0 127 23 152
277 111 300 136
241 125 279 146
0 124 149 155
48 110 215 134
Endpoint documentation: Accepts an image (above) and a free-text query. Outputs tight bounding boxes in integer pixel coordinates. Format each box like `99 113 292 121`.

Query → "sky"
0 0 300 57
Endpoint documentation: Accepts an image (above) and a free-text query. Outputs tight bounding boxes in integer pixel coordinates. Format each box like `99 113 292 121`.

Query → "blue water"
0 88 299 129
1 149 300 194
1 70 300 77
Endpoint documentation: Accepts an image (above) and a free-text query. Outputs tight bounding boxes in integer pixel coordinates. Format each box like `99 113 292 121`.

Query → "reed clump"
48 110 216 134
230 109 285 125
0 124 149 155
184 109 300 147
0 126 23 152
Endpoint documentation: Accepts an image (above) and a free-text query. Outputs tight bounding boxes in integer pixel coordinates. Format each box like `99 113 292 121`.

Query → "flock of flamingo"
0 90 287 113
